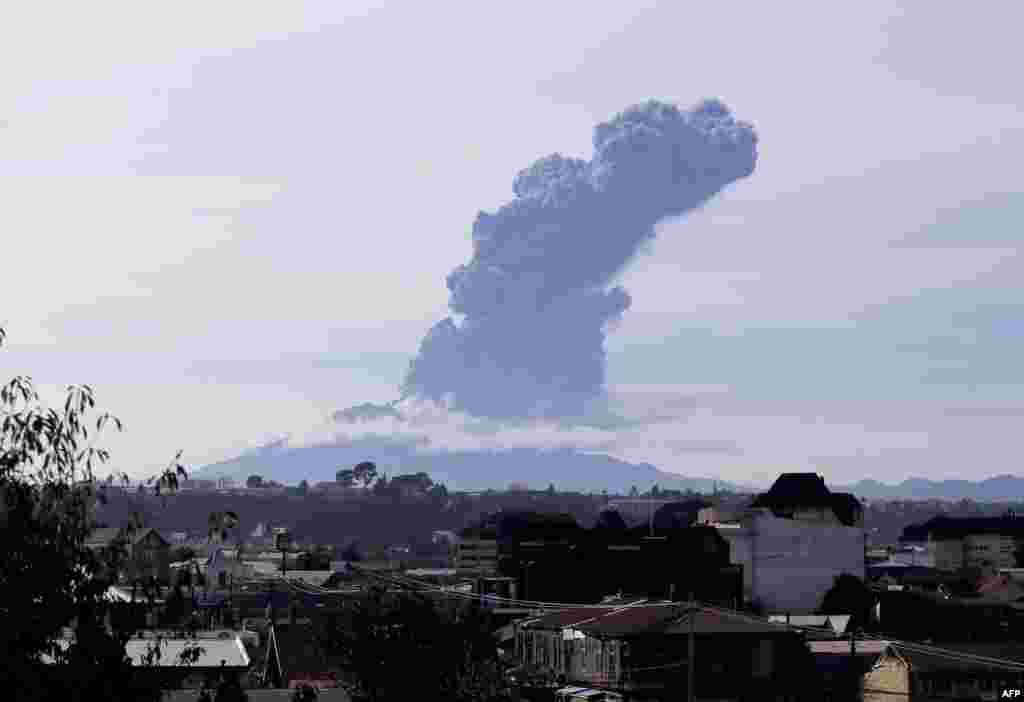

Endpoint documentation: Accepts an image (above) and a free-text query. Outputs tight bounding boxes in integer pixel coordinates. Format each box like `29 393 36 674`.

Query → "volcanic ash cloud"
399 98 758 421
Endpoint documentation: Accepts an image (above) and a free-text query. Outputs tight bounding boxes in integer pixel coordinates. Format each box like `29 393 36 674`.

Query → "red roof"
810 640 891 655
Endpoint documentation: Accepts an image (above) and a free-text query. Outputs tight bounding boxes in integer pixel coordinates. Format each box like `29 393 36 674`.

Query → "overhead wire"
273 565 1024 674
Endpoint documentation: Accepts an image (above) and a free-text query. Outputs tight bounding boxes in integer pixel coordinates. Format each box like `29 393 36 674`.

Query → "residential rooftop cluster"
49 470 1024 700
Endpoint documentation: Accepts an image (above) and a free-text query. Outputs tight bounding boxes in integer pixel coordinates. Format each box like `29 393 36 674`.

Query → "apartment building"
911 515 1024 572
704 473 866 613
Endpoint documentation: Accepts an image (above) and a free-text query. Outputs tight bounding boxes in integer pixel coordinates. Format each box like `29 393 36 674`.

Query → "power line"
288 568 1024 674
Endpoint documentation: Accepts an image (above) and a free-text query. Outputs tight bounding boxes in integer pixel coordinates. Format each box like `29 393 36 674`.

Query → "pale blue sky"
1 1 1022 486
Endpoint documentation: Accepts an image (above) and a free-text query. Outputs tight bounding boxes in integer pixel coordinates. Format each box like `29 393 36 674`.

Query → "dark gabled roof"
748 473 862 527
523 605 795 637
662 608 794 635
85 527 124 546
920 515 1024 540
132 527 169 546
752 473 831 508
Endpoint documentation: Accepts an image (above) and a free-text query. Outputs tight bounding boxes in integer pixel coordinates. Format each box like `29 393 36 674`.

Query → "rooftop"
921 515 1024 540
892 642 1024 673
748 473 862 527
809 640 891 655
44 636 250 669
523 604 796 637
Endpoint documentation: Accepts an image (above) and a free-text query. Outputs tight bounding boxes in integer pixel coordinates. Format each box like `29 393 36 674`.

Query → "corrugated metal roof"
124 637 250 668
662 610 792 635
45 637 250 669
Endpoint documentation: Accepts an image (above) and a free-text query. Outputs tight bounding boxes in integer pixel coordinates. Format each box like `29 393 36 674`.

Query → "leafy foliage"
0 327 204 700
818 573 876 630
353 461 378 488
208 510 241 543
321 587 509 702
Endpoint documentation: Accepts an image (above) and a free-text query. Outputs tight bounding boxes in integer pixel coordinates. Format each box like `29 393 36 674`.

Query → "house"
86 526 171 583
873 587 1024 642
807 639 903 702
86 527 125 552
130 527 172 583
880 642 1024 701
707 474 866 613
911 516 1024 572
513 602 812 701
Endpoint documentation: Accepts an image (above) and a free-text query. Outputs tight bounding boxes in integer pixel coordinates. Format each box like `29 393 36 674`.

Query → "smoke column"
400 99 757 420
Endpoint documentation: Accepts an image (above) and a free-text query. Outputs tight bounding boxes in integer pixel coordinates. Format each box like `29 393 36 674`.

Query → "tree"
352 461 378 488
321 587 509 702
171 546 197 564
547 483 556 496
387 472 434 499
630 485 639 497
161 585 187 627
650 484 661 497
429 482 449 499
0 326 202 701
818 573 876 631
245 475 263 489
335 468 355 487
208 510 240 544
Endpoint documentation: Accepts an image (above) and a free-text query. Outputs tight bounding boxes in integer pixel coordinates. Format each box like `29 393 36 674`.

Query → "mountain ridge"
834 474 1024 501
195 441 755 495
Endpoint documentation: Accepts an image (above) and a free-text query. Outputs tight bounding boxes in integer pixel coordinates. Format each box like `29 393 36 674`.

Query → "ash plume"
399 99 758 420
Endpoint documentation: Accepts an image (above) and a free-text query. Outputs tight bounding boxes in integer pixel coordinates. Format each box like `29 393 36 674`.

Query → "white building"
704 473 866 614
712 509 865 613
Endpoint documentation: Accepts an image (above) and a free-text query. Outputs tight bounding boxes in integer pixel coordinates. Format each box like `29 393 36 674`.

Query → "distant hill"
195 440 752 495
834 475 1024 501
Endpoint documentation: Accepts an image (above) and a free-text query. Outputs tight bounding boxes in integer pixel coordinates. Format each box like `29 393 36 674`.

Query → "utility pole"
687 592 695 702
849 627 859 702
